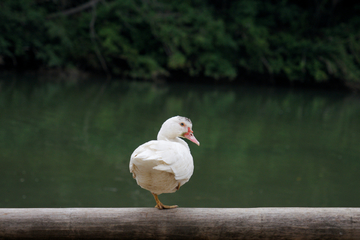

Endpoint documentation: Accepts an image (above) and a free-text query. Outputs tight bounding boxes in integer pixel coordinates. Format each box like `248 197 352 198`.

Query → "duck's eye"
180 122 185 126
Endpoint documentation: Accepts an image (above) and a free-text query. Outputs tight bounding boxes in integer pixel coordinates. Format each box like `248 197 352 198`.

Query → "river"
0 75 359 208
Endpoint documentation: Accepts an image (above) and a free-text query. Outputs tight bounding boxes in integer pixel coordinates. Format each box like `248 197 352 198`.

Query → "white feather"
129 116 197 195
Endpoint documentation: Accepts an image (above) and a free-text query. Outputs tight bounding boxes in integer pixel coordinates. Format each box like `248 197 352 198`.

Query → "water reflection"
0 76 359 208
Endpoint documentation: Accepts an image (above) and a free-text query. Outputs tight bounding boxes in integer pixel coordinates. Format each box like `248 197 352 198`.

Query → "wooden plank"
0 208 359 239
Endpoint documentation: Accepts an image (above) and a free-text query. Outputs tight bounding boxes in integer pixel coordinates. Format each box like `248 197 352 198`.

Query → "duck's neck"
157 131 179 142
157 132 189 149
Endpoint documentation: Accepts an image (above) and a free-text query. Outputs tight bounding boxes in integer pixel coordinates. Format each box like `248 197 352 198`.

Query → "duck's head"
157 116 200 146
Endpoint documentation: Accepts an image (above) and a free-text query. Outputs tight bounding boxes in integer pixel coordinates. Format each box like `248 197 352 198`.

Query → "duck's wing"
129 140 194 185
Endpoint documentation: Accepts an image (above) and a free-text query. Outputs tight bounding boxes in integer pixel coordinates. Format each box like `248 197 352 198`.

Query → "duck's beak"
183 127 200 146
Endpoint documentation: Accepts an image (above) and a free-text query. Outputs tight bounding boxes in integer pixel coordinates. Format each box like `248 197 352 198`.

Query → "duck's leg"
152 193 178 209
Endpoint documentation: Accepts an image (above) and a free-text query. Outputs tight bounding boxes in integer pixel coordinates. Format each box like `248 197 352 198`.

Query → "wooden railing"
1 208 359 239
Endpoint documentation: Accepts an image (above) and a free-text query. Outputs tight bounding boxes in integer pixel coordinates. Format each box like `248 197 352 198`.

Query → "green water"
0 76 359 208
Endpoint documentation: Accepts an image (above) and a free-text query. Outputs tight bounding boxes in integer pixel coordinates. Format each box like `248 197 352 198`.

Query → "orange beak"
183 127 200 146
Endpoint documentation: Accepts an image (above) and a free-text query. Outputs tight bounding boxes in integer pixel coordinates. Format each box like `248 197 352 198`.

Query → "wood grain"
0 208 359 239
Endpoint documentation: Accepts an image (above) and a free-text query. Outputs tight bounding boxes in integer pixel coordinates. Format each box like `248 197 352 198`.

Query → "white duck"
129 116 200 209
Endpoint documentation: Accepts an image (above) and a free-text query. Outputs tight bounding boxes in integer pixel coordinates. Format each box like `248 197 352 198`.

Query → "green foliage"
0 0 359 83
0 0 46 62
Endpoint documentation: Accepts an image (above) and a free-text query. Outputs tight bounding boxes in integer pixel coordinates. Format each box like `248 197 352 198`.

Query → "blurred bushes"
0 0 359 84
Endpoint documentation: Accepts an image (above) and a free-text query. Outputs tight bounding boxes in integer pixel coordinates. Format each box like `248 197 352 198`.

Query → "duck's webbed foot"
152 193 178 210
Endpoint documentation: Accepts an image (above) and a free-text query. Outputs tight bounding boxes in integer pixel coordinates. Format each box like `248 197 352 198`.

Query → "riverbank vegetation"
1 0 359 86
